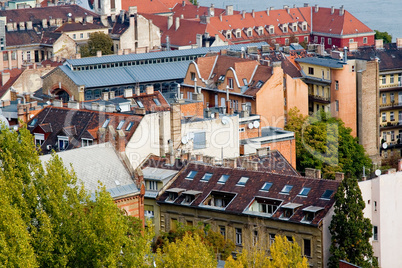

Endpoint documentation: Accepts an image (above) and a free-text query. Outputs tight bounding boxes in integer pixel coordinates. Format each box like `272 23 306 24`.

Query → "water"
198 0 402 41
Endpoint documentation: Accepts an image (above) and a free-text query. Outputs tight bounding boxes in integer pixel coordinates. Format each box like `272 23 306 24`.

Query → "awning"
302 206 324 213
281 203 303 209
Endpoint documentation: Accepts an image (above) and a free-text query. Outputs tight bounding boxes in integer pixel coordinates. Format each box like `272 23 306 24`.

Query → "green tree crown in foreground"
80 31 114 58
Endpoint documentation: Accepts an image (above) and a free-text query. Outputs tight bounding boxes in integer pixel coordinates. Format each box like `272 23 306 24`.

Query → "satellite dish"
248 122 254 129
253 121 260 128
181 136 188 144
382 142 388 149
375 169 381 176
221 116 230 125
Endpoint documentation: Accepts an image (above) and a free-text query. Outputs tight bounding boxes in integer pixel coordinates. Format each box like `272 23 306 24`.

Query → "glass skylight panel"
102 118 110 128
186 171 198 180
217 174 230 184
125 122 134 131
298 187 311 197
236 176 249 186
29 118 38 127
116 120 125 130
153 98 161 106
200 173 213 182
260 182 273 191
137 100 144 108
280 185 293 194
321 190 334 199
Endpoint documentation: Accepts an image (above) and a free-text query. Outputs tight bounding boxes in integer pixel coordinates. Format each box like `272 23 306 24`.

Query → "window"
390 74 395 84
373 226 378 240
226 32 231 39
382 75 386 84
382 112 386 122
236 30 241 38
220 226 226 237
391 92 395 103
218 174 229 184
185 171 197 180
190 72 196 81
328 38 332 45
321 37 325 44
57 136 69 150
153 98 161 106
144 205 154 219
304 36 308 42
255 80 264 88
314 36 318 43
335 100 339 112
228 78 234 89
200 172 213 182
391 131 395 141
285 38 289 45
242 78 248 86
269 26 274 34
102 118 110 128
349 38 354 43
193 132 206 149
352 65 355 72
374 201 377 211
363 37 368 44
87 33 90 38
399 73 402 85
170 218 178 231
235 228 242 245
253 230 258 246
247 30 252 37
34 133 44 146
236 176 249 186
203 191 235 208
182 194 196 204
280 185 293 194
399 111 402 123
126 122 134 131
298 187 311 197
283 26 288 33
80 33 83 38
316 86 319 96
335 80 339 90
382 131 386 142
382 93 386 104
286 236 293 242
321 190 334 199
282 208 294 219
148 181 157 191
136 100 144 108
391 112 395 121
303 239 311 257
269 233 275 247
82 138 93 147
260 182 273 191
26 51 31 62
116 120 125 130
308 67 314 75
167 192 179 202
72 34 76 39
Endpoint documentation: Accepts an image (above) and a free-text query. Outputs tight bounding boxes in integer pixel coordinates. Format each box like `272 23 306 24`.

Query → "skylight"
298 187 311 197
236 176 249 186
186 171 198 180
260 182 273 191
116 120 125 130
321 190 334 199
125 122 134 131
29 118 38 127
137 100 144 108
280 185 293 194
153 98 161 106
200 173 213 182
217 174 230 184
102 118 110 128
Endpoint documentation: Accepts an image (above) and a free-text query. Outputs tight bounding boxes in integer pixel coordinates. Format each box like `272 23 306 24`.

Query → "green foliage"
80 31 113 57
0 126 154 267
225 235 308 268
374 30 392 44
285 108 372 179
189 0 198 5
155 232 217 268
329 177 377 268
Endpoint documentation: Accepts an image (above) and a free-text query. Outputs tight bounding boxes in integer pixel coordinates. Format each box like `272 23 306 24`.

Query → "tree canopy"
225 235 308 268
329 177 377 268
0 125 153 267
374 30 392 44
285 108 372 179
80 31 114 57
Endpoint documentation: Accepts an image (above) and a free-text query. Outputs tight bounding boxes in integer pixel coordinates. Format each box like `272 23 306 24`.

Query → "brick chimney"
223 158 237 168
96 51 102 57
335 172 344 181
116 131 126 152
42 19 48 28
339 5 344 16
314 4 319 13
226 5 233 16
331 6 335 14
145 85 154 95
375 39 384 50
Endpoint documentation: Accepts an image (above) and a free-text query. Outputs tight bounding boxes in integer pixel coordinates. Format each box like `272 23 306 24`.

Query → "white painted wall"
359 172 402 268
322 205 335 268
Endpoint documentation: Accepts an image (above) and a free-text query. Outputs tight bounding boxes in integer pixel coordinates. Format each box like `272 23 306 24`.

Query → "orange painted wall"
261 139 296 169
285 74 309 117
180 101 204 118
114 194 145 223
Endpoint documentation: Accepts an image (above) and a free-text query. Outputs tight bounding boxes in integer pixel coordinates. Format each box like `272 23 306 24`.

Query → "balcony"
379 82 402 91
380 121 402 130
379 101 402 111
308 94 330 104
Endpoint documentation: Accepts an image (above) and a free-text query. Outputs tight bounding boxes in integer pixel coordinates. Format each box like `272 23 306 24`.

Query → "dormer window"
280 203 302 219
282 24 288 33
246 28 253 37
302 206 324 223
29 118 38 127
280 185 293 194
301 21 308 31
236 176 249 186
165 188 185 202
268 25 274 34
226 31 231 39
235 29 241 38
247 197 282 216
34 133 44 146
57 136 69 150
292 22 298 32
186 171 198 180
181 190 202 205
257 26 264 36
82 138 93 147
202 191 236 209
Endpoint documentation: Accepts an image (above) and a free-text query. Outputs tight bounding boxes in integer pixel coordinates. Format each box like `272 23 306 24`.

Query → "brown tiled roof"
28 106 143 153
171 3 239 20
55 21 107 32
243 65 272 96
158 162 340 226
0 5 99 24
282 57 302 78
350 47 402 71
131 91 170 112
0 69 23 99
6 30 43 47
41 30 63 45
141 154 186 171
110 17 129 35
207 55 258 84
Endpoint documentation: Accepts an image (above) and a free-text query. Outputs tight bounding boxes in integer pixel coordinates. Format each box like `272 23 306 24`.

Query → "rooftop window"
218 174 230 184
102 118 110 128
298 187 311 197
200 172 213 182
186 171 198 180
153 98 161 106
29 118 38 127
280 185 293 194
260 182 273 191
236 176 249 186
247 197 282 216
116 120 125 130
321 190 334 199
125 122 134 131
203 191 236 209
137 100 144 108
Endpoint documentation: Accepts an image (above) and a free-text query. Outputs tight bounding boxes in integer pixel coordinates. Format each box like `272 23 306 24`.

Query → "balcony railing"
379 81 402 90
379 101 402 109
308 94 330 104
380 121 402 129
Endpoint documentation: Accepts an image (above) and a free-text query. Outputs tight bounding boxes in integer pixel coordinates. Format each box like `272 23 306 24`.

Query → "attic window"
268 25 274 34
186 171 198 180
255 80 264 88
226 31 231 39
280 203 302 219
243 78 248 86
282 25 288 33
102 118 110 128
321 190 334 200
249 197 282 216
116 120 125 130
218 75 225 81
247 29 252 37
218 174 229 184
298 187 311 197
153 98 161 106
302 206 324 223
200 172 213 182
260 182 273 191
136 100 144 108
280 185 293 194
236 176 249 186
236 29 241 38
125 122 134 131
203 191 236 209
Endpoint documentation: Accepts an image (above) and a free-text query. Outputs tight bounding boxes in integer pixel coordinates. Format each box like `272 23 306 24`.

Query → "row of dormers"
221 21 308 39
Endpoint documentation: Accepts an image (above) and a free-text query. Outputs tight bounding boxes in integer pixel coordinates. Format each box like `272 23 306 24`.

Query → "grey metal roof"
65 42 269 67
282 202 303 209
107 184 139 199
39 143 137 196
59 61 191 88
295 57 346 69
302 206 324 212
142 167 178 181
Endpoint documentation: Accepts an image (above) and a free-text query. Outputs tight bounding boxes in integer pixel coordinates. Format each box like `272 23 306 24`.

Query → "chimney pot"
175 17 180 31
96 50 102 57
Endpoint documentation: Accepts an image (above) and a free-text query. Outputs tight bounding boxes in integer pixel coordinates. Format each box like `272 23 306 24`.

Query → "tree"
0 125 154 267
189 0 198 5
155 232 217 268
374 30 392 44
328 177 377 268
80 31 113 57
285 108 372 179
225 235 308 268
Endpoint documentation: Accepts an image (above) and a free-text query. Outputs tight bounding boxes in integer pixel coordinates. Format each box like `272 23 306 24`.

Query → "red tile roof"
171 3 239 20
121 0 174 14
0 69 23 99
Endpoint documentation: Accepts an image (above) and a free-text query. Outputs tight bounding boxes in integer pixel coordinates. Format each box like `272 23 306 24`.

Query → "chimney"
219 13 222 21
145 85 154 95
256 147 268 157
91 102 99 111
26 21 33 30
68 100 80 109
196 33 203 47
53 99 63 107
118 49 123 55
120 10 125 23
335 172 344 181
195 154 203 161
214 112 219 119
396 38 402 48
135 86 140 96
10 89 17 101
349 42 358 52
226 5 233 16
129 6 137 16
134 107 146 115
74 17 83 23
304 3 309 7
315 169 321 179
180 14 184 19
109 91 115 99
223 158 237 168
242 10 246 19
331 6 335 14
182 0 185 6
86 15 93 23
252 9 255 17
56 18 63 26
19 22 25 30
42 19 48 28
76 53 81 59
240 103 249 118
283 5 289 14
111 14 116 22
175 17 180 31
96 50 102 57
375 39 384 50
208 4 215 17
246 161 258 171
24 92 31 103
116 131 126 152
2 72 10 86
102 92 109 101
339 5 344 16
168 15 173 30
106 104 116 112
314 4 319 13
266 8 269 16
124 88 133 98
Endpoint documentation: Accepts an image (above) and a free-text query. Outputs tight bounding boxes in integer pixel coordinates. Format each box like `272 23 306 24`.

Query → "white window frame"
57 136 69 150
34 133 44 146
149 180 157 191
82 138 93 147
235 228 242 245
